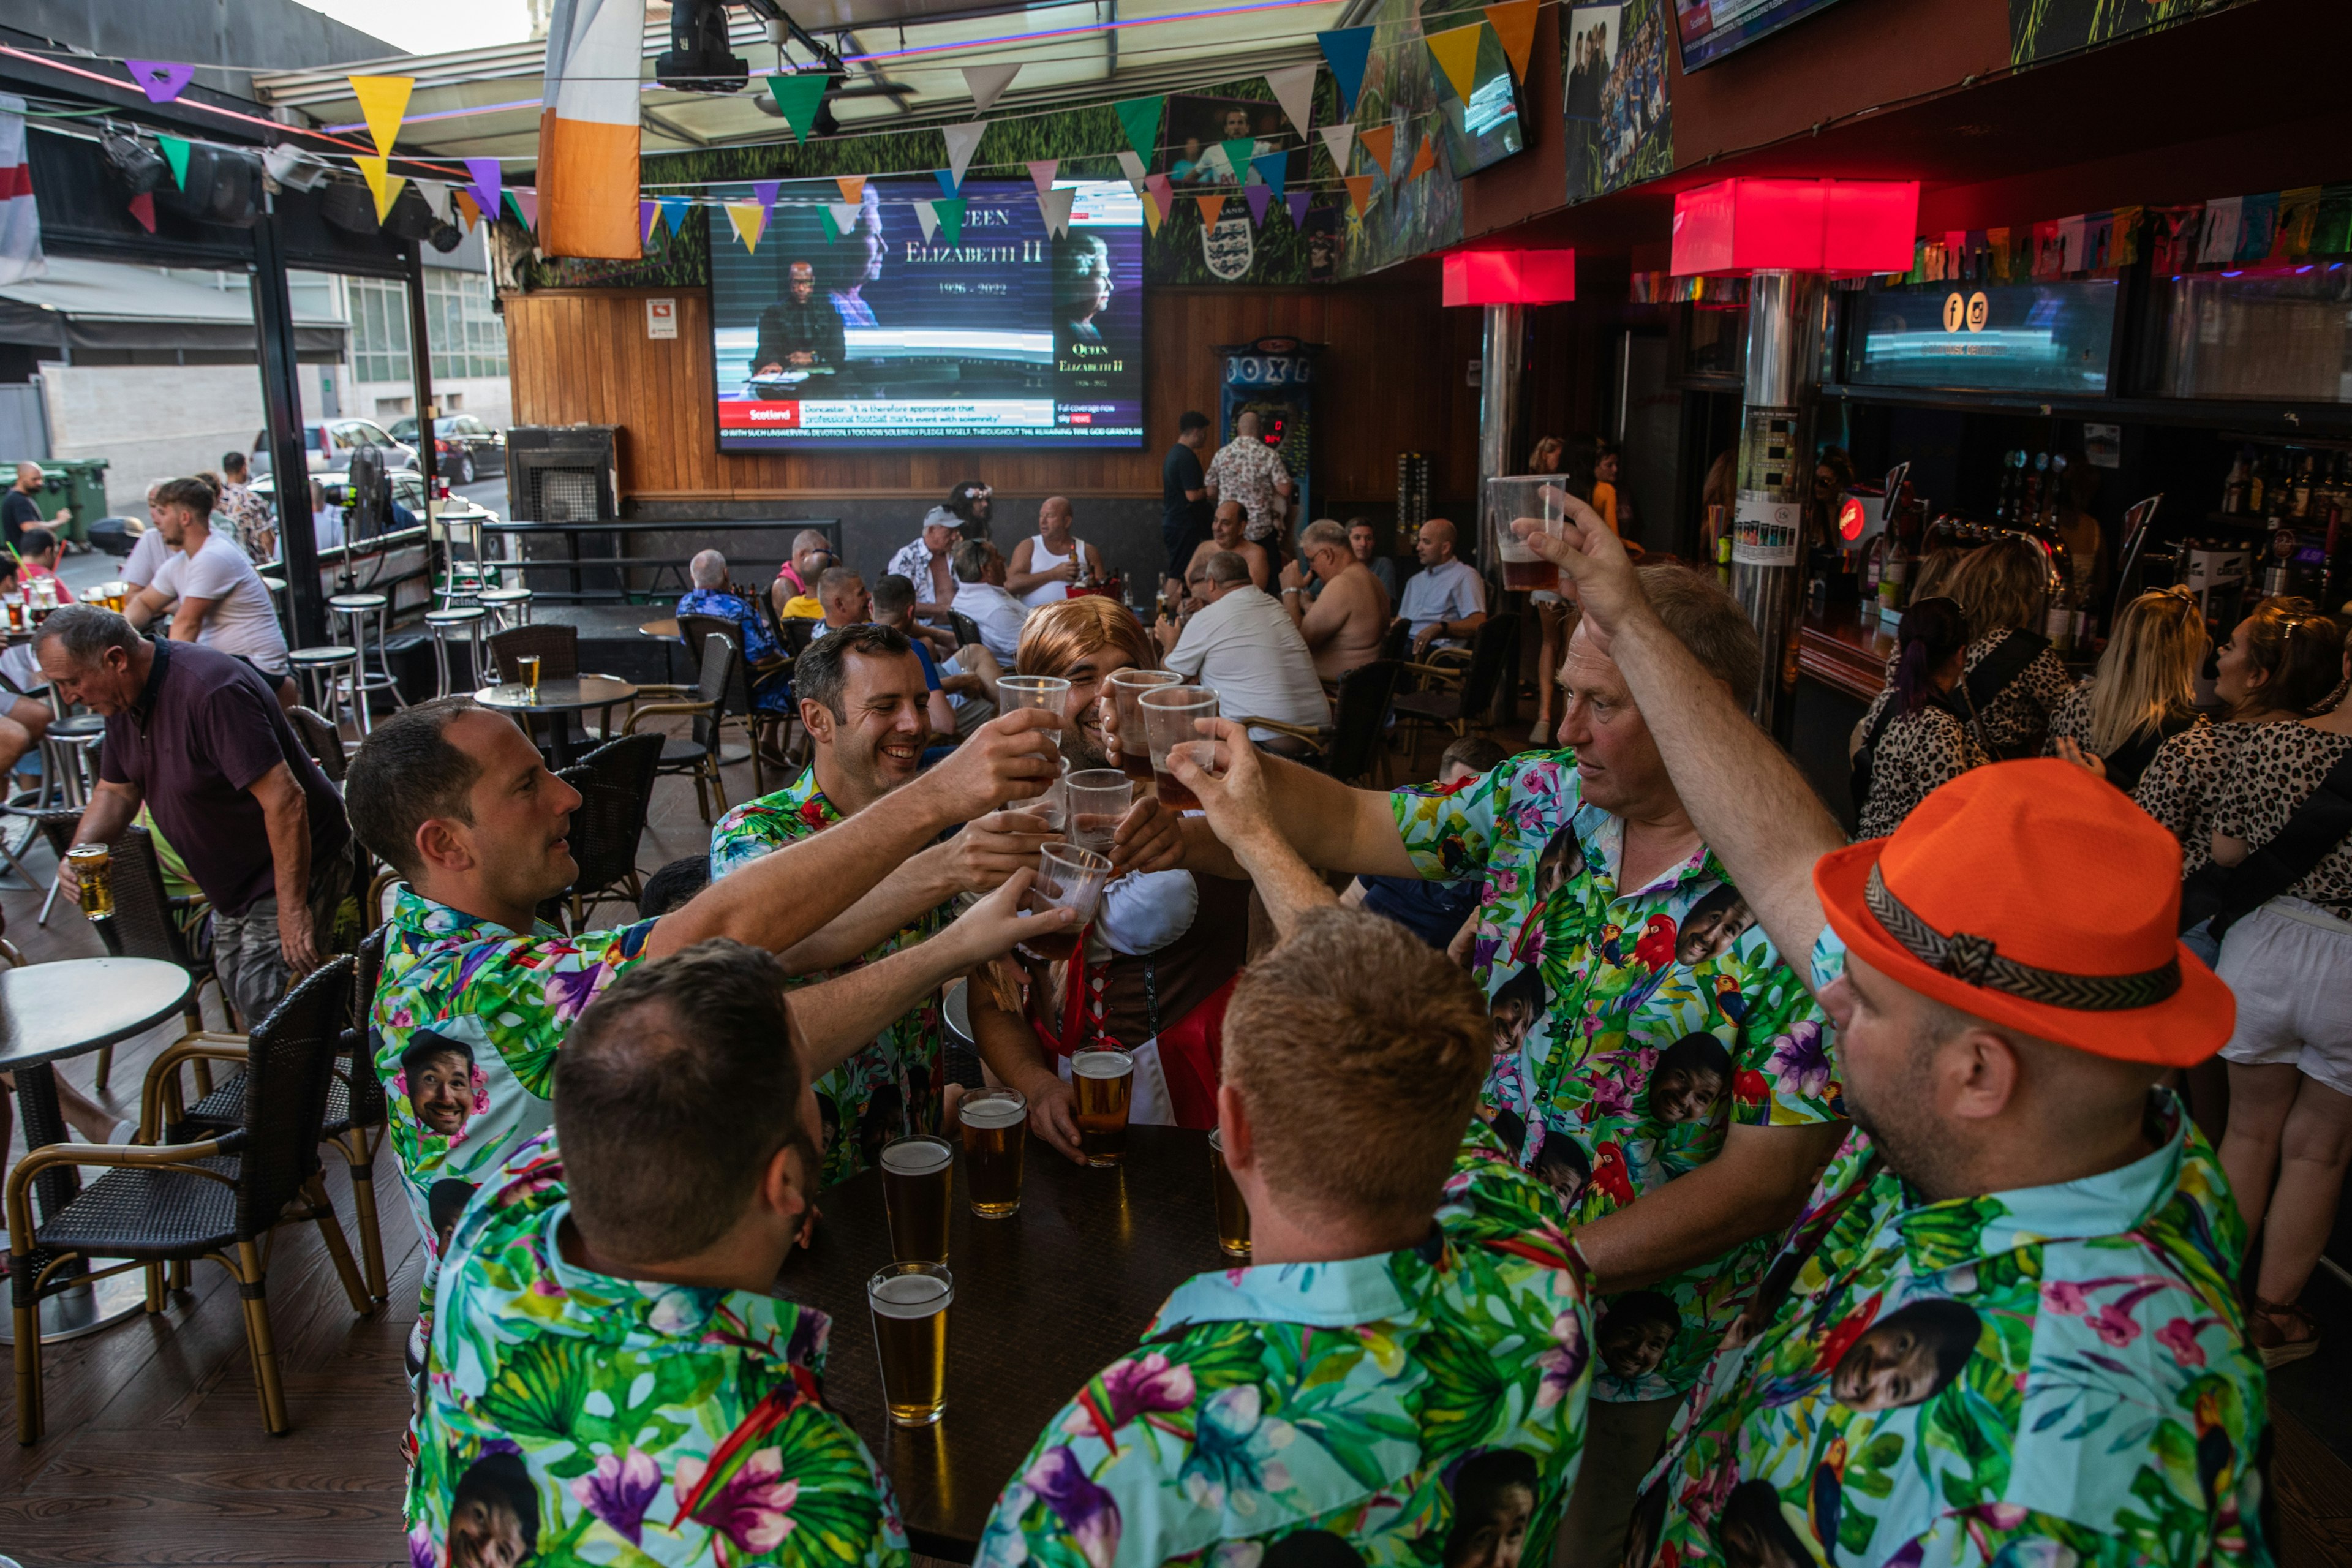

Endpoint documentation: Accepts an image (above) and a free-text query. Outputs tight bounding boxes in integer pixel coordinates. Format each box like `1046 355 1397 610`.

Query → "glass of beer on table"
67 843 113 920
868 1262 952 1427
1017 843 1112 962
959 1088 1027 1218
998 674 1072 714
516 654 541 702
1104 668 1181 782
1064 769 1132 855
1208 1128 1251 1259
1072 1047 1136 1167
880 1134 954 1264
1139 685 1219 810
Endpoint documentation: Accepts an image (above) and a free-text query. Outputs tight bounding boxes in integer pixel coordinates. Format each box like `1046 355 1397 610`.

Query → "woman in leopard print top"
2042 588 2207 791
1852 597 1985 840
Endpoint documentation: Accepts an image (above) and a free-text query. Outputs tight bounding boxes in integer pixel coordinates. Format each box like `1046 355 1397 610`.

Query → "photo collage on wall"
1564 0 1674 204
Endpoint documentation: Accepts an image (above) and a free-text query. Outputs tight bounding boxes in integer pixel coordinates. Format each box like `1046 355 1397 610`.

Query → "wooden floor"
0 734 2348 1566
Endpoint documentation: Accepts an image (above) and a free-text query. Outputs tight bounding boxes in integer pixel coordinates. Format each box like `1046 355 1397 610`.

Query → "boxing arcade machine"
1215 337 1324 524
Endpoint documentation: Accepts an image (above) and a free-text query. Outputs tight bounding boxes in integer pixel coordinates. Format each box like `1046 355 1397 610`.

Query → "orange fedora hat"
1814 758 2233 1066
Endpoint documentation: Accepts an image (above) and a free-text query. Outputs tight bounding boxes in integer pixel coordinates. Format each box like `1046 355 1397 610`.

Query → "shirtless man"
1176 501 1271 599
1280 518 1391 680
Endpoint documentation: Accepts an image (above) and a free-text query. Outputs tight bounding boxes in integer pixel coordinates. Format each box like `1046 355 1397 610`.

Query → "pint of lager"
1072 1048 1134 1167
959 1088 1027 1217
68 843 113 921
1208 1128 1251 1259
868 1262 952 1427
881 1135 954 1263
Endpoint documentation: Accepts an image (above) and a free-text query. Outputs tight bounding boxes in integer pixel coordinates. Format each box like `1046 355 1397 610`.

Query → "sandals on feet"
2252 1297 2321 1368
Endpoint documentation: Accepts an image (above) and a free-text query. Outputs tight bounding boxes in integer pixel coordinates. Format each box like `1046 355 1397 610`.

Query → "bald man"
1202 410 1294 532
2 462 42 552
1393 517 1486 654
1006 496 1105 609
1281 518 1391 679
771 529 834 621
1178 500 1270 603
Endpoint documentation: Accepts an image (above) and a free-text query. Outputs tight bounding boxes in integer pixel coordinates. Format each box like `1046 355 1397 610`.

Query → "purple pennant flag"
124 59 195 104
1245 184 1273 227
1287 191 1310 228
752 180 780 210
641 200 658 241
464 158 503 222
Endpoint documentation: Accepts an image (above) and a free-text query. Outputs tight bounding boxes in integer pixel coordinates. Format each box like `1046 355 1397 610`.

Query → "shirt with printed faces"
410 1133 910 1568
1628 929 2268 1568
707 766 951 1188
1392 752 1839 1403
974 1126 1591 1568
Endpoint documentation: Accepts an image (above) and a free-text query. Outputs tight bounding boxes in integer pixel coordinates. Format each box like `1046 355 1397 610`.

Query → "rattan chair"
9 957 370 1442
287 704 349 785
1392 613 1520 764
679 610 788 796
486 621 580 683
624 631 738 823
554 732 665 927
1246 660 1404 786
50 823 225 1092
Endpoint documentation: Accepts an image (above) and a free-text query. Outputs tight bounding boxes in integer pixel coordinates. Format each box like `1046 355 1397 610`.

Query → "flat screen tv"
1437 18 1527 178
1843 280 2122 397
711 177 1145 451
1674 0 1849 71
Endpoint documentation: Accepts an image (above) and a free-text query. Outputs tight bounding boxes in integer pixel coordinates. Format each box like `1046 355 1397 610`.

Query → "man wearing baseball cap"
1514 511 2268 1568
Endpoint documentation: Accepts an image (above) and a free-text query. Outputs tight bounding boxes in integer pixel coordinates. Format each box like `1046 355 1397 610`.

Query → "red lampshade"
1670 178 1918 277
1442 249 1576 306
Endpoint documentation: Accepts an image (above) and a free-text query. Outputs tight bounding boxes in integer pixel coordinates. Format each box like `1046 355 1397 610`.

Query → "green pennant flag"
504 190 529 226
766 72 832 145
1220 138 1255 184
157 133 190 190
817 203 840 243
937 196 965 247
1114 96 1164 170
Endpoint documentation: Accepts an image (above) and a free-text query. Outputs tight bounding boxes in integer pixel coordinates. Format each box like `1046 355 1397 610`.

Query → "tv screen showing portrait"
712 178 1145 451
1674 0 1847 70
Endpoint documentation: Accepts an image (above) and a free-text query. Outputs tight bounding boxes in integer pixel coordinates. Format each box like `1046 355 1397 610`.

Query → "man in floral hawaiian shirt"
978 892 1591 1568
1515 509 2268 1568
347 693 1065 1313
1138 565 1844 1565
413 942 922 1568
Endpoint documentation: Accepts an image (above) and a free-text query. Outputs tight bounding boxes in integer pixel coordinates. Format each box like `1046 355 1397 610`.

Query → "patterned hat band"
1863 865 2181 1012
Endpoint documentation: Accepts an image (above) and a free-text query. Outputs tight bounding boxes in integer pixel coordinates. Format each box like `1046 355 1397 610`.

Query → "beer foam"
869 1271 953 1317
960 1093 1026 1129
1072 1050 1134 1080
881 1137 952 1175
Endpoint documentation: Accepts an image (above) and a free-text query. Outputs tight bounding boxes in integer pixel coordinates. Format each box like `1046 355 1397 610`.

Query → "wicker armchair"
53 823 225 1093
1241 660 1403 786
286 704 349 784
679 610 789 796
1392 614 1520 764
624 630 739 823
554 732 665 927
487 621 580 682
9 957 370 1442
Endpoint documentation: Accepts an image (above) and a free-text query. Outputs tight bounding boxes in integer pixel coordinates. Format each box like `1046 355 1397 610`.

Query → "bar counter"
1799 599 1898 702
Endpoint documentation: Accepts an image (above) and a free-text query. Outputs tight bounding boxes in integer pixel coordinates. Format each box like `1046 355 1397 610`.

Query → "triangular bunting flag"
1039 187 1076 238
835 175 866 204
1250 150 1288 202
641 200 659 241
347 75 413 157
1265 64 1318 137
1116 149 1148 194
157 134 190 190
1140 190 1164 235
935 168 962 200
1316 27 1374 116
1114 96 1165 169
1245 184 1272 227
943 122 986 190
1406 133 1438 183
355 156 405 224
1483 0 1539 81
936 197 965 246
465 157 502 220
455 190 481 227
1359 124 1396 177
1286 190 1309 227
766 73 832 144
662 197 689 234
1199 143 1234 181
127 192 157 232
417 179 450 220
1145 173 1175 221
914 200 940 243
1221 138 1256 186
829 201 863 235
1198 193 1227 230
962 62 1020 114
1426 23 1485 105
753 180 780 209
1319 124 1354 173
1343 175 1374 216
510 189 538 230
124 59 195 104
725 202 768 252
1027 159 1059 197
818 205 839 243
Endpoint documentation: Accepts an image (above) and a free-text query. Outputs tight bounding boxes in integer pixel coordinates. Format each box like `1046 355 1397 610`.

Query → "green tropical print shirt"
410 1133 910 1568
1391 752 1840 1401
1629 932 2270 1568
371 886 655 1297
709 767 950 1187
974 1128 1593 1568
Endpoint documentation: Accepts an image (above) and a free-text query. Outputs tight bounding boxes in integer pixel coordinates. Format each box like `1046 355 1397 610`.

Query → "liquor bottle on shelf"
2222 448 2248 515
2248 453 2268 516
2292 453 2315 519
2045 571 2076 658
1877 529 1909 616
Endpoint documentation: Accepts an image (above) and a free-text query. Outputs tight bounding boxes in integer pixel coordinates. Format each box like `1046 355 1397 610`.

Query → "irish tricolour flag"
539 0 645 258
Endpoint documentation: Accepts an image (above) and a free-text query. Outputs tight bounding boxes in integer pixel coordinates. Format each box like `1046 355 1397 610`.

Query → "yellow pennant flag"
1141 191 1164 234
1406 133 1438 183
1197 193 1227 230
347 75 415 157
725 201 769 253
1343 175 1374 216
1483 0 1540 80
355 156 405 223
835 175 868 203
1425 23 1485 106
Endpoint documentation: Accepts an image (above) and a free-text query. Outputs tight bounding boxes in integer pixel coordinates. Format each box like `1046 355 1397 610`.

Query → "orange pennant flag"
1425 23 1485 106
1357 124 1396 177
1483 0 1539 81
1344 175 1374 216
454 190 481 227
1406 133 1438 182
1197 192 1227 229
835 175 867 203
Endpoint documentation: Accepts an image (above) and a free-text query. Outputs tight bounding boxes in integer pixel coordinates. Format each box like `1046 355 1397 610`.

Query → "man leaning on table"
980 731 1592 1568
1513 504 2268 1568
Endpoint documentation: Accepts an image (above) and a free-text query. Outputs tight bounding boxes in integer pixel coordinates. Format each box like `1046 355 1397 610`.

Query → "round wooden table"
474 675 639 768
779 1125 1227 1559
0 956 197 1344
638 617 680 640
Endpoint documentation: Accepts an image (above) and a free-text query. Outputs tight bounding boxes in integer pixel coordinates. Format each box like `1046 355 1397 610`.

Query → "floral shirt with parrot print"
1391 750 1841 1402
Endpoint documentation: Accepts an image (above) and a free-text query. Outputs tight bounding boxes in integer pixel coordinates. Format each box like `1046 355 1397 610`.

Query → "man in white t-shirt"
948 538 1029 667
1156 549 1327 748
126 477 295 703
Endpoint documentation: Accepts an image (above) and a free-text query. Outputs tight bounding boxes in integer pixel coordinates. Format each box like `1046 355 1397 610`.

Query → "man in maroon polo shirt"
39 604 351 1028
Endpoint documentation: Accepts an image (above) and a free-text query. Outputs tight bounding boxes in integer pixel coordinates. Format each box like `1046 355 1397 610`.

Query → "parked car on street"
388 413 507 484
248 418 418 477
249 466 496 551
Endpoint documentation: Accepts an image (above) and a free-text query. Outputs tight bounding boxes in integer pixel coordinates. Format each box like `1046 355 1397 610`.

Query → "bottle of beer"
2248 453 2267 515
2045 571 2076 657
2222 448 2248 515
2292 453 2315 519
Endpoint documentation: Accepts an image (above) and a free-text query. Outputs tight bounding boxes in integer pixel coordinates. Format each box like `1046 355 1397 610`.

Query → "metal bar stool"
326 591 402 727
289 644 363 737
426 606 490 696
480 586 533 631
34 713 104 924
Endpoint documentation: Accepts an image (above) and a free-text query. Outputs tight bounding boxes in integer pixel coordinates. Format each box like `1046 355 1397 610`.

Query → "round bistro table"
778 1124 1229 1560
474 675 639 768
0 956 197 1343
